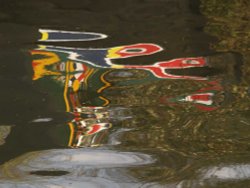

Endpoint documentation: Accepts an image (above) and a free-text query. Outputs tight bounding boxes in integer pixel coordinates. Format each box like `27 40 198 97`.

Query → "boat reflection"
15 28 241 150
0 28 247 187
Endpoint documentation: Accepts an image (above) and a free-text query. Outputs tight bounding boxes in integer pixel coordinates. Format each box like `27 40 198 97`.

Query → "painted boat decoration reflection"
30 29 241 147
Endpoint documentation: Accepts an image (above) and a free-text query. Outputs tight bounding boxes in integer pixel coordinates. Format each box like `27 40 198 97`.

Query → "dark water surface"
0 0 250 187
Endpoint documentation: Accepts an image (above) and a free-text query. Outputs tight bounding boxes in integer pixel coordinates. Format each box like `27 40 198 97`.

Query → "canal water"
0 0 249 187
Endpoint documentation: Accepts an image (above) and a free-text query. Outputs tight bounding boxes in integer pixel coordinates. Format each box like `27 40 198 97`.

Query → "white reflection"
201 164 250 180
0 149 155 188
169 164 250 188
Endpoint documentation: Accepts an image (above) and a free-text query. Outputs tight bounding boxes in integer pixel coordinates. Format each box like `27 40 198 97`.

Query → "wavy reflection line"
97 70 112 93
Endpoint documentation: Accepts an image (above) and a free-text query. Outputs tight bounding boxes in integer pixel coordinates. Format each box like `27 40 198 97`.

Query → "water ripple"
0 149 155 187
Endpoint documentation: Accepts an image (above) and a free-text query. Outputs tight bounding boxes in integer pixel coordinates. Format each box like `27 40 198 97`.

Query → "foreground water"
0 0 250 187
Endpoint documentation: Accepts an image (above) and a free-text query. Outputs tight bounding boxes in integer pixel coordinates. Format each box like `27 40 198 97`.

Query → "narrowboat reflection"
0 30 245 186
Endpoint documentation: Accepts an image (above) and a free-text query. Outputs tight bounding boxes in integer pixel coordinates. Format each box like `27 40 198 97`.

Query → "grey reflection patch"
31 118 53 123
0 126 12 145
175 164 250 188
0 149 154 187
201 164 250 180
176 164 250 188
108 71 134 78
107 128 132 146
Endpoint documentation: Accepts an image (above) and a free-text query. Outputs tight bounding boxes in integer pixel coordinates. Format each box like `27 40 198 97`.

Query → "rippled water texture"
0 149 155 187
0 0 250 187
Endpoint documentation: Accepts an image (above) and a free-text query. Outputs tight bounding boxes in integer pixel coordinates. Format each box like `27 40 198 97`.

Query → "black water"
0 0 250 187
